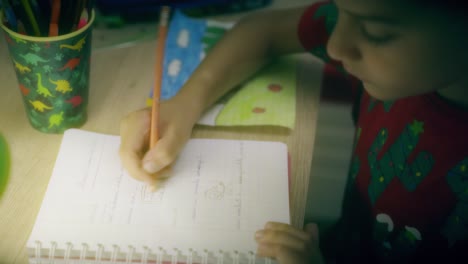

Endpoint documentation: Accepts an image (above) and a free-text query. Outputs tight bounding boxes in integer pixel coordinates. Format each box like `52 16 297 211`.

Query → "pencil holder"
0 10 95 134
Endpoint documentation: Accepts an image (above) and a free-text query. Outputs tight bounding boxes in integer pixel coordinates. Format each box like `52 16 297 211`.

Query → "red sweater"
298 2 468 263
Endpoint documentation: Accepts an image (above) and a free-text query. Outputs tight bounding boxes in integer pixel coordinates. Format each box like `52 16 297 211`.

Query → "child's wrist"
172 88 207 125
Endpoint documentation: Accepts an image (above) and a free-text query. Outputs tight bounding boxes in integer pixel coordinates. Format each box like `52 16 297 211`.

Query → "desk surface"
0 2 322 263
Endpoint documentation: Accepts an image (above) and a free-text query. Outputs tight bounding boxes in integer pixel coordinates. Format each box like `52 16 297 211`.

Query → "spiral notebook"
27 129 290 264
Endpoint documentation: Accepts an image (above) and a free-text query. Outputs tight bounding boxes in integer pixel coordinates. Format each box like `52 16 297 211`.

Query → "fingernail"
255 230 264 240
143 161 162 174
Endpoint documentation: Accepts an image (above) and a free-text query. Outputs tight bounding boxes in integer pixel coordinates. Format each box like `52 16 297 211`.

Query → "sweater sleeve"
297 1 337 66
297 1 362 105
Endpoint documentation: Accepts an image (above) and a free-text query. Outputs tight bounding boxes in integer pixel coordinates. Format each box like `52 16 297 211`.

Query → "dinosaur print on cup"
20 53 49 66
59 36 86 51
29 100 53 112
49 78 73 94
59 57 81 71
35 73 54 98
13 60 31 74
1 11 95 133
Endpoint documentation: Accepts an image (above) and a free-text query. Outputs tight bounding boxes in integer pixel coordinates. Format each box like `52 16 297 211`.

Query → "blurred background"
91 0 311 51
96 0 273 20
92 0 272 51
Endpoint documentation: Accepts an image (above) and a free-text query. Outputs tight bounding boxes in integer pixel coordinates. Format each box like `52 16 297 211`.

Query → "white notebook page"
27 129 290 257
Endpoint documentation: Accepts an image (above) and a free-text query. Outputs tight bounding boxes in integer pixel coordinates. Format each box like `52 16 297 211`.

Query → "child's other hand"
119 101 195 188
255 222 325 264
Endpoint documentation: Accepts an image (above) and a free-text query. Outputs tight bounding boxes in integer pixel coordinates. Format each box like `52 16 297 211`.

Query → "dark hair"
412 0 467 15
420 1 468 37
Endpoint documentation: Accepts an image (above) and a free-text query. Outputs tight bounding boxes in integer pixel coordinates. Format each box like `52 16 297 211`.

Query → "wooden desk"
0 8 322 264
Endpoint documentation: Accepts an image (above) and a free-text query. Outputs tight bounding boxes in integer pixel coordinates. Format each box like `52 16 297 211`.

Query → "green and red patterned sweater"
298 1 468 263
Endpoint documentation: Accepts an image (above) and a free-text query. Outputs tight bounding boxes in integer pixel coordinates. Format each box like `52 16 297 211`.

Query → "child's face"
327 0 468 101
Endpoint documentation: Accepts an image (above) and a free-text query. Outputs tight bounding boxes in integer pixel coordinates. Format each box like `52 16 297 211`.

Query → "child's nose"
326 14 361 63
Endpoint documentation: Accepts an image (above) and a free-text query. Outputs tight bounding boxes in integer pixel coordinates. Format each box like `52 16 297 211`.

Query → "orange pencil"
49 0 61 36
150 6 171 148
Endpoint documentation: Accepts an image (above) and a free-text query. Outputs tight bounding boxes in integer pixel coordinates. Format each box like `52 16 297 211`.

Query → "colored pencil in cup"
20 0 40 36
48 0 61 36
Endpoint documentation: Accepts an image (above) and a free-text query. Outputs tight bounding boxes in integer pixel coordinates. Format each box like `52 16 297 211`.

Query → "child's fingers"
255 222 321 261
142 125 190 175
120 146 173 185
120 150 151 182
120 108 151 154
257 241 323 264
145 166 173 191
255 222 323 264
256 242 303 259
263 222 314 241
141 139 174 175
119 108 152 183
255 228 312 254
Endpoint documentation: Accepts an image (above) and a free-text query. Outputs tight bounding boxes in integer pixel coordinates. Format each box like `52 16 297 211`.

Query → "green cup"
1 11 95 133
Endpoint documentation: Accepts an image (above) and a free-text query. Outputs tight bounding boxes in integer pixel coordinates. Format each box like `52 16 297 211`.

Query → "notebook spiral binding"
31 241 275 264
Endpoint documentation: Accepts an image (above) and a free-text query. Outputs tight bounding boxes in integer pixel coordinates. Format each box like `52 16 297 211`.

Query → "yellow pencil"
150 6 170 148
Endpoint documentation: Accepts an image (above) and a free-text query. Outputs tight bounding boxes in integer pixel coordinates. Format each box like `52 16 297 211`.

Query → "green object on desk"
0 133 10 198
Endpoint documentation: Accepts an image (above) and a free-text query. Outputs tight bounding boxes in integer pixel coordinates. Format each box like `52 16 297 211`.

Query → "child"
119 0 468 263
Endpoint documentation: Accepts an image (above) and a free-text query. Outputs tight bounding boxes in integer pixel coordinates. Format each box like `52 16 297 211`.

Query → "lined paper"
27 129 290 256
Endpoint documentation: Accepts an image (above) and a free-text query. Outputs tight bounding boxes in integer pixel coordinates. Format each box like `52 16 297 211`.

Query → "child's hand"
255 222 325 264
119 100 197 188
